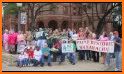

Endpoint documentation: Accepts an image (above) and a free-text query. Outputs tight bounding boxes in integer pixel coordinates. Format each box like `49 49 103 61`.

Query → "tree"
95 3 121 35
112 3 122 37
3 3 18 15
23 3 57 31
79 3 121 35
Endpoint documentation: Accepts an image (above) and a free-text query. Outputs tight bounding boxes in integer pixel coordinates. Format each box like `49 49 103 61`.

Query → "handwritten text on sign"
76 40 114 53
62 43 74 53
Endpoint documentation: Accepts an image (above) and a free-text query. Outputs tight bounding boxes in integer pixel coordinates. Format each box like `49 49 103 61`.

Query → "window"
63 6 68 14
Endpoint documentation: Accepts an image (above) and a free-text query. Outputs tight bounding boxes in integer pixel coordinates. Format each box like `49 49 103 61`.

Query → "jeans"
67 53 77 64
115 52 121 70
17 58 29 66
105 53 113 66
58 53 66 63
24 58 29 66
40 54 51 64
17 60 23 66
58 49 66 63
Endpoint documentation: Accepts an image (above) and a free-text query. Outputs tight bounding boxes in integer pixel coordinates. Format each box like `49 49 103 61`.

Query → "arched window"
48 20 58 30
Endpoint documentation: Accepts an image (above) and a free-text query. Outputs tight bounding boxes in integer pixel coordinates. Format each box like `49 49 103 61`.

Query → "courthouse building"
3 3 113 33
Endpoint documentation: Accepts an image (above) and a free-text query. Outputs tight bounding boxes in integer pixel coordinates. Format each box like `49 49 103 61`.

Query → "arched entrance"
37 21 45 29
61 21 68 30
48 20 58 30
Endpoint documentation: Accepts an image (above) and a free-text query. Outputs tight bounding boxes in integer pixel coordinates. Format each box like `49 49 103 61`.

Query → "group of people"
2 27 122 71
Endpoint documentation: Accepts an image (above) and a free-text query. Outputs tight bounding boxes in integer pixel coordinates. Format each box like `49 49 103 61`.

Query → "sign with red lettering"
76 40 114 53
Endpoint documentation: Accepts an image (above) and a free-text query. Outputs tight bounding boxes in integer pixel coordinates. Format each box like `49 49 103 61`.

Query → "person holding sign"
99 32 109 64
58 39 66 64
78 28 85 61
92 33 99 62
113 31 122 71
105 32 115 67
67 38 77 65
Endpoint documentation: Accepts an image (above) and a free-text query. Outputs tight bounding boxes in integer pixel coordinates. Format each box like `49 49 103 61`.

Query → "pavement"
2 51 115 71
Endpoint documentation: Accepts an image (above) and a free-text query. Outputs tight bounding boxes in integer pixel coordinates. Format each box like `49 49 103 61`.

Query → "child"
27 47 34 66
40 43 51 67
33 46 42 66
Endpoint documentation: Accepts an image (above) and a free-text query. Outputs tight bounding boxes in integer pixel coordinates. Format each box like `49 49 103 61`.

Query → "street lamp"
16 3 22 31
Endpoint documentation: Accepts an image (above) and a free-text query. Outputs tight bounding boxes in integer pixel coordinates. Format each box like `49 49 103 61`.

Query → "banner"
21 12 27 24
76 40 115 53
62 43 74 53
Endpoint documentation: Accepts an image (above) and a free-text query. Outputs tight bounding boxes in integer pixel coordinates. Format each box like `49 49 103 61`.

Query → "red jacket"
27 50 34 59
53 42 61 49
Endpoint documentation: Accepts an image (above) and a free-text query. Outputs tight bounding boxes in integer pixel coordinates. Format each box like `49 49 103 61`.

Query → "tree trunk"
91 3 95 32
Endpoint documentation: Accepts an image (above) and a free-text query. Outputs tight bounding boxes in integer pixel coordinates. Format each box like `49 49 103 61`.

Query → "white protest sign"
76 40 114 53
62 43 74 53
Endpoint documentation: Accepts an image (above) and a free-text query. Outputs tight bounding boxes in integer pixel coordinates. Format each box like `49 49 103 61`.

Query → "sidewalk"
2 52 114 71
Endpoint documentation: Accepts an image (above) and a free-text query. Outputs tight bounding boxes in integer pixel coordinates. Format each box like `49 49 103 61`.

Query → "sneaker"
48 63 52 66
115 68 119 71
72 63 76 65
40 64 44 67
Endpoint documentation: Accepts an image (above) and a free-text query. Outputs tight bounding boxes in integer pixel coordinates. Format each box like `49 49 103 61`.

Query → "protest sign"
76 40 114 53
62 43 74 53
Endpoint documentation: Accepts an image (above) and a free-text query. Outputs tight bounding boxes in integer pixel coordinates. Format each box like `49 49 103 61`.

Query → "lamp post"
16 3 22 31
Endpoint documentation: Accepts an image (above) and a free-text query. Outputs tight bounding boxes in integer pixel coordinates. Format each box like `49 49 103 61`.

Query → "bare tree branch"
95 3 100 19
91 3 95 31
96 3 121 35
82 4 92 26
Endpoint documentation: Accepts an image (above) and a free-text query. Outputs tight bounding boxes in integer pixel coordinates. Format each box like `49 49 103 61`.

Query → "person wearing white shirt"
32 47 42 66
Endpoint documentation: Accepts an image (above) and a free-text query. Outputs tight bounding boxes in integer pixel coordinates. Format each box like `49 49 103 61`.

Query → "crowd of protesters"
2 27 122 71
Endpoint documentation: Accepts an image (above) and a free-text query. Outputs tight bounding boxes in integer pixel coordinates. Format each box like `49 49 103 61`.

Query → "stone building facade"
4 3 113 33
